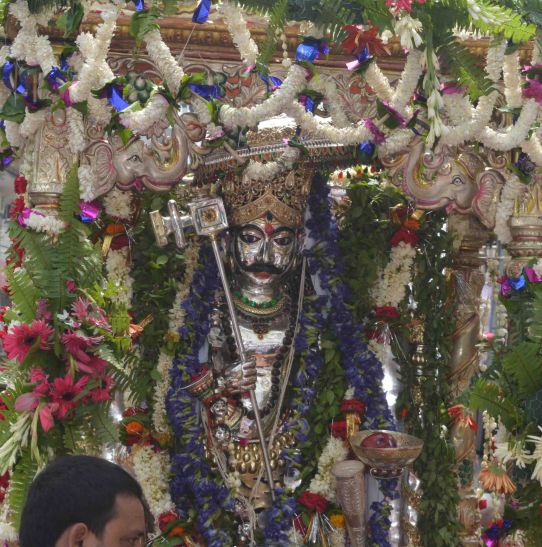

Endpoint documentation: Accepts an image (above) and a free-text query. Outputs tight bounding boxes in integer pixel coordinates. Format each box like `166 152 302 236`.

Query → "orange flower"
479 462 516 495
125 421 145 436
105 223 126 236
168 525 185 537
403 219 421 231
330 514 345 528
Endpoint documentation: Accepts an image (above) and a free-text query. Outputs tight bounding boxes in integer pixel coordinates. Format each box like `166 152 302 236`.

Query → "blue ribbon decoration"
47 67 67 91
2 61 15 91
258 72 282 92
106 85 129 111
295 37 329 64
188 83 222 99
60 55 70 73
510 275 526 291
132 0 144 11
2 155 13 167
358 141 375 157
192 0 211 24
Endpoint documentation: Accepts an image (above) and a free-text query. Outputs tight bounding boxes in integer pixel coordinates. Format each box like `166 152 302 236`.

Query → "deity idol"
186 166 313 508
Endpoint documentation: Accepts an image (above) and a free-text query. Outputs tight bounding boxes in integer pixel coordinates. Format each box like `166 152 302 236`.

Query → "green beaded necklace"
233 290 279 309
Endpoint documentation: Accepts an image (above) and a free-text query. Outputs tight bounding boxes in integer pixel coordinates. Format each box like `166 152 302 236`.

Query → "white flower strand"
9 0 56 75
522 132 542 165
393 14 423 51
478 99 538 151
120 94 169 135
78 164 95 202
372 242 417 308
308 436 349 502
25 212 66 236
308 76 350 128
4 121 22 149
364 62 394 103
103 188 134 307
391 49 423 113
217 1 259 66
494 173 527 244
219 64 308 129
19 109 47 140
144 29 185 95
243 146 300 181
70 8 119 104
152 241 199 434
503 51 524 109
67 108 87 154
132 445 175 519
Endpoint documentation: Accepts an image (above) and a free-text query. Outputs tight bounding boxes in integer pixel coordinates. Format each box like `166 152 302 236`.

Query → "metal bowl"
349 430 423 479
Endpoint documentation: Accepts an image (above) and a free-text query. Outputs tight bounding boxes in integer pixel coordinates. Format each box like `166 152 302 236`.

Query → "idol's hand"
224 358 257 393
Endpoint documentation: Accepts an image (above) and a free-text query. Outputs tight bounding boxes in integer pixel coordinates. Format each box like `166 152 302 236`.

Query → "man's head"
19 455 151 547
231 214 301 288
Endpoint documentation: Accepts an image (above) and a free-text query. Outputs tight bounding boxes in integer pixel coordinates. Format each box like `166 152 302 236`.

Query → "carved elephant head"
81 112 206 199
381 141 505 229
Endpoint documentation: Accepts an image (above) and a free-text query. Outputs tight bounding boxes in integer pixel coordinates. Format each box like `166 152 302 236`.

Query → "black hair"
19 455 151 547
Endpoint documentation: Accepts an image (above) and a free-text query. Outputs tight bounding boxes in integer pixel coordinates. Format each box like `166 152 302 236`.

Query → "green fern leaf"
5 448 39 529
469 379 522 430
5 265 38 322
503 341 542 397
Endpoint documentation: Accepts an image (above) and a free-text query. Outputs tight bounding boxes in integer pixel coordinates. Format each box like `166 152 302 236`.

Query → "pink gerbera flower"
61 331 103 364
89 374 113 403
71 297 90 322
50 374 88 419
3 320 54 363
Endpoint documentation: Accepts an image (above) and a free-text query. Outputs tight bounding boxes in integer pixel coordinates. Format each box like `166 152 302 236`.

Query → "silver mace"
150 197 277 501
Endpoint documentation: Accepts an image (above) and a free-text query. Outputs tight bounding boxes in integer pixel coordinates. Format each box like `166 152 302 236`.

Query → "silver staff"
151 197 277 501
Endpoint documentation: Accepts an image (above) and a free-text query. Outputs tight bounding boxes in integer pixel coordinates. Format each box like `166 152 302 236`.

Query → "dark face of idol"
232 216 299 288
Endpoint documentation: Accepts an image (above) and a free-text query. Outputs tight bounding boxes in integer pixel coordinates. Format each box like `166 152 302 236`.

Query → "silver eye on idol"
232 212 298 287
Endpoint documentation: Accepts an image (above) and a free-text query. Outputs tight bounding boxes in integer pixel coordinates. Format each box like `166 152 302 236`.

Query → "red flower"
89 374 113 402
374 306 400 320
9 196 25 220
0 397 6 420
390 227 418 247
342 25 388 57
298 491 328 513
13 175 27 194
158 511 178 532
479 499 487 510
50 374 88 419
66 279 76 293
110 235 130 250
0 471 10 504
3 320 54 362
340 399 365 414
330 420 347 440
61 332 104 374
123 406 147 418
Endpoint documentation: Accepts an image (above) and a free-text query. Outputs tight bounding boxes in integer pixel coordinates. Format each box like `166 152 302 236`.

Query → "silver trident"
150 197 277 500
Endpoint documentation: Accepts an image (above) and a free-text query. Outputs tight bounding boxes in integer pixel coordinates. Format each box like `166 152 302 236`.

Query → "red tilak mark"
264 223 274 236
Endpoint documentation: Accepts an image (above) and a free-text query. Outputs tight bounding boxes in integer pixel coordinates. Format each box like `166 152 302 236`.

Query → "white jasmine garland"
503 51 524 109
67 108 87 154
132 445 175 520
87 96 113 127
364 61 394 103
4 121 22 149
152 241 199 434
25 212 66 236
120 94 169 135
219 64 308 129
522 132 542 165
243 146 300 181
103 187 133 220
218 1 259 66
494 174 526 244
391 49 423 114
478 99 538 151
70 8 119 104
106 249 133 306
78 164 95 202
9 0 56 75
19 109 46 140
378 128 413 156
372 242 416 308
393 14 423 51
144 29 184 95
308 435 349 502
308 76 350 128
442 93 472 125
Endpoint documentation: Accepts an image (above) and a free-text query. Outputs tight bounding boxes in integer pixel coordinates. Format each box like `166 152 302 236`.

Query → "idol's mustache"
243 263 283 275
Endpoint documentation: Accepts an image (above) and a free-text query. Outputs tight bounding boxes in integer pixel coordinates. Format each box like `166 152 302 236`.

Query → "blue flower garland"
304 173 398 547
166 242 234 547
